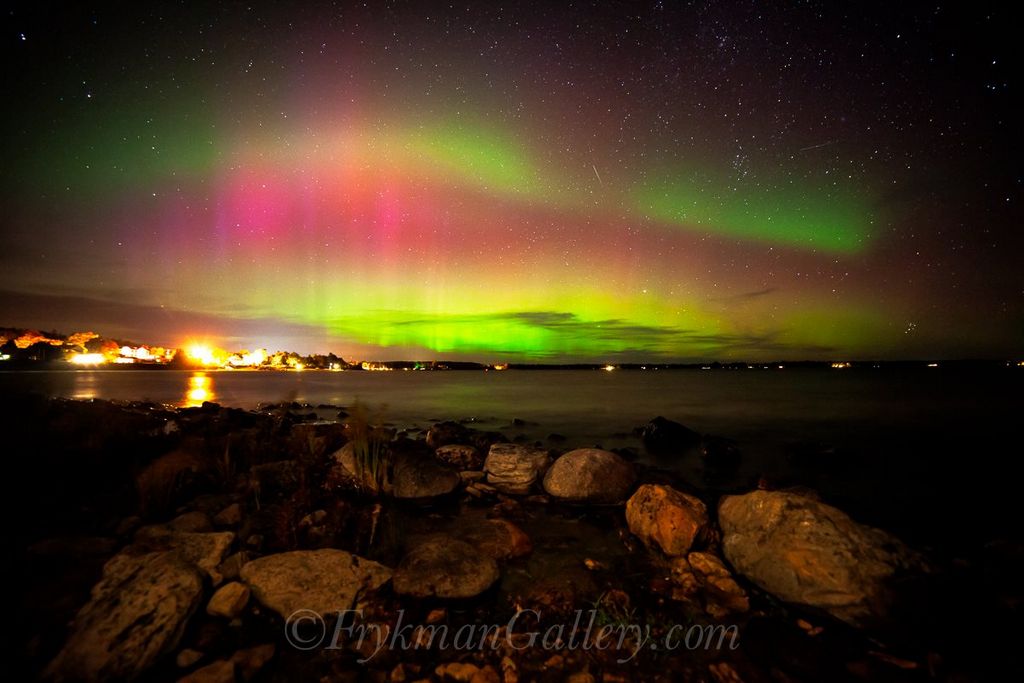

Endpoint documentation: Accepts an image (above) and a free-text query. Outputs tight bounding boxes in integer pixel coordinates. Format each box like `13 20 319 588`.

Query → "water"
3 367 1022 546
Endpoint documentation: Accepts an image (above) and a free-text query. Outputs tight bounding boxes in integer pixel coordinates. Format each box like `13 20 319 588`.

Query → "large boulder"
426 421 475 449
393 537 500 599
391 452 460 500
434 444 483 470
45 552 204 682
718 490 928 627
484 443 551 495
240 549 392 618
542 448 636 503
640 416 701 454
625 484 708 556
132 525 235 584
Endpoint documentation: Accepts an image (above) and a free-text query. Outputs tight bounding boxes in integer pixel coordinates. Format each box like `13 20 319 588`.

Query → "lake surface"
3 367 1022 546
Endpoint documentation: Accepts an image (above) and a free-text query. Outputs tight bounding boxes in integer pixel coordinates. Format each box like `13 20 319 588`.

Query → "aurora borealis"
1 2 1020 361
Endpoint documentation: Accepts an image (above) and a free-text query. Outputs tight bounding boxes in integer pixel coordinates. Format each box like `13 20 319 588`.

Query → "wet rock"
132 525 235 584
435 443 483 470
213 503 243 527
640 416 701 454
45 552 204 682
484 443 552 495
169 511 214 533
231 643 275 681
207 581 250 618
671 552 750 618
393 537 500 599
290 421 347 458
451 518 533 560
427 421 505 454
625 484 708 557
542 448 636 503
240 549 392 618
391 452 461 500
426 421 475 449
177 658 235 683
719 490 928 627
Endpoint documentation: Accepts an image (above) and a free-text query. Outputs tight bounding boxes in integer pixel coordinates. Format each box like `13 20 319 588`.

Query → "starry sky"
1 1 1021 361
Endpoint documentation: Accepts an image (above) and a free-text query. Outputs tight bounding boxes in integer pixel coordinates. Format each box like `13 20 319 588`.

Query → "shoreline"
7 396 1021 681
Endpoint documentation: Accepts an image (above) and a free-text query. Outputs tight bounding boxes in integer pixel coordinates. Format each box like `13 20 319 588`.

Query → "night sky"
1 1 1021 361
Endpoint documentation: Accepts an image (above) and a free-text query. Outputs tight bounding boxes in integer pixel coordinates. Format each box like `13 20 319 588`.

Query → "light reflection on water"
184 372 214 407
72 371 98 400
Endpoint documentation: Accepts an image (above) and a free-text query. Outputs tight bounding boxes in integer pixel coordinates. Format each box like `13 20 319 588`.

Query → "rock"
541 448 636 503
169 511 214 533
459 470 486 483
290 421 346 458
217 552 249 584
133 525 235 584
625 484 708 557
435 443 483 470
213 503 243 527
566 673 596 683
435 662 499 682
45 552 204 682
718 490 928 626
207 581 250 618
393 537 500 599
177 658 235 683
671 552 749 618
484 443 551 495
231 643 275 681
640 416 701 454
240 549 392 619
391 452 461 500
176 648 204 668
298 509 328 527
448 518 532 560
426 421 475 449
390 662 414 682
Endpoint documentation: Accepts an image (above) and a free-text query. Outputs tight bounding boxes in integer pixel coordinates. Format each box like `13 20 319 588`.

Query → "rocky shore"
5 395 1020 682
